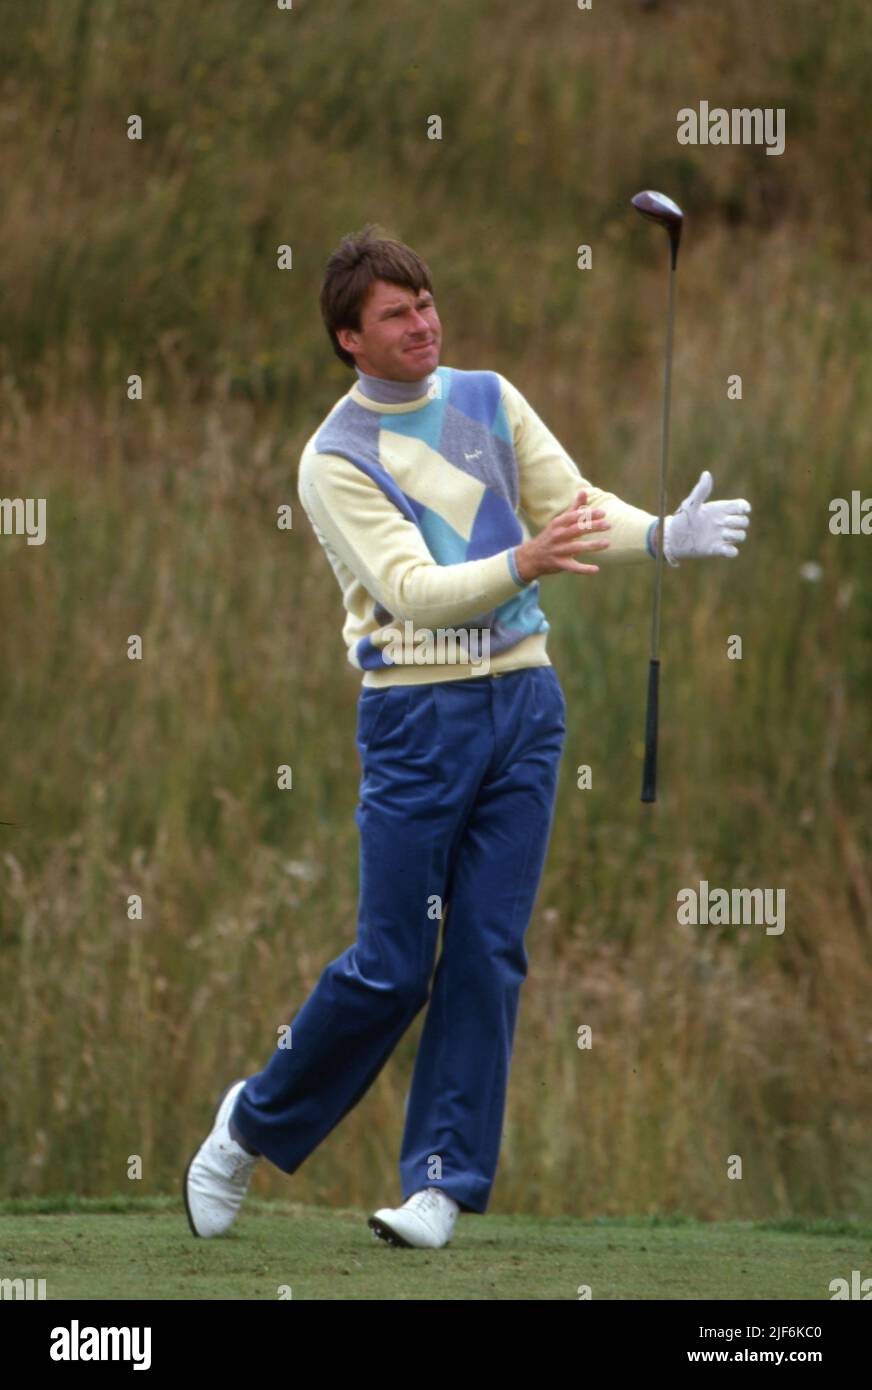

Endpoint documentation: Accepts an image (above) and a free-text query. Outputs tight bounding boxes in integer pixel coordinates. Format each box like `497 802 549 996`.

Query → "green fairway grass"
1 1200 869 1300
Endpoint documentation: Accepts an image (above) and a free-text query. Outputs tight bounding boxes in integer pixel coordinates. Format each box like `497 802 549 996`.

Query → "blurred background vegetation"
1 0 871 1218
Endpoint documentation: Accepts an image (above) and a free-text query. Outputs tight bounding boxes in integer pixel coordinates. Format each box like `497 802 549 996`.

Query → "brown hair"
319 224 434 369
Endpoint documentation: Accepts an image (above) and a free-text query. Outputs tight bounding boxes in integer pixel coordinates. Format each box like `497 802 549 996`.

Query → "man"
184 225 751 1249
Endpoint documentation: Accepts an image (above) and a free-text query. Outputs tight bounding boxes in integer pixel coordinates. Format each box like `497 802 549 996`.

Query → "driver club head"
631 190 684 267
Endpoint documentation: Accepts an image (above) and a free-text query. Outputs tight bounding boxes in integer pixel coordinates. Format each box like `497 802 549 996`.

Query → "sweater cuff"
508 546 525 588
646 518 659 559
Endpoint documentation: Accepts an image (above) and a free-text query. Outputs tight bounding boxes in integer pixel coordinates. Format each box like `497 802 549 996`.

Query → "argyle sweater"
297 365 659 688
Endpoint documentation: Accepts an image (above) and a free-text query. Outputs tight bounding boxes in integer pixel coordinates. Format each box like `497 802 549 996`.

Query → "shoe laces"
405 1187 450 1217
220 1141 259 1181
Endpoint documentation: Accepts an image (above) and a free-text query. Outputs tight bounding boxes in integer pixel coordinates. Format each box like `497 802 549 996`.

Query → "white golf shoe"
183 1080 260 1238
369 1188 460 1249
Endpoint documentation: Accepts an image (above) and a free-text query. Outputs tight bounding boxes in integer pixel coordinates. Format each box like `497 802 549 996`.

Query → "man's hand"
662 470 751 567
513 489 611 583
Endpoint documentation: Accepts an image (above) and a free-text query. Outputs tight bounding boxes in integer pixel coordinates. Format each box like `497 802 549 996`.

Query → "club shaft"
649 260 677 661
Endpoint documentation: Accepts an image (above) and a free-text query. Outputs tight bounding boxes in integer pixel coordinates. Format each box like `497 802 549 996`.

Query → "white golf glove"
662 470 751 567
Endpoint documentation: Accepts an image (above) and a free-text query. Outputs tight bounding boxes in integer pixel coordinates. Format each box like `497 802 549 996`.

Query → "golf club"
631 189 684 803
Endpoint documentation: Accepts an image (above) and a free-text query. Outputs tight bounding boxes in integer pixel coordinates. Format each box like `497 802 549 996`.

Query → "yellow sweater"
297 366 657 687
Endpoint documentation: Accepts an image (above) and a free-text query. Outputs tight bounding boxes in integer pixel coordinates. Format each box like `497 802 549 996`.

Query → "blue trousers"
231 665 566 1213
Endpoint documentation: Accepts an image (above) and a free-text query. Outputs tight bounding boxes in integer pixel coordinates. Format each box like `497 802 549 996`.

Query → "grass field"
1 1200 870 1300
3 0 872 1228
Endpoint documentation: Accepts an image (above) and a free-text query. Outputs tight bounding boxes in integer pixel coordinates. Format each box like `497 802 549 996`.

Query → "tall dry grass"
1 0 871 1215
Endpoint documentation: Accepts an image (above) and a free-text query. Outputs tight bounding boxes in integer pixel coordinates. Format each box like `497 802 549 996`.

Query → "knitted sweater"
297 365 659 688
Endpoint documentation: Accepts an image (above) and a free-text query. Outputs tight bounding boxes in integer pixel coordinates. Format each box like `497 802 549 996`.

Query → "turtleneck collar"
354 364 436 405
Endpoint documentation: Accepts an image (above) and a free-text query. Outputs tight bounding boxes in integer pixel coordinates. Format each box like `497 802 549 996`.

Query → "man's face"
337 279 442 381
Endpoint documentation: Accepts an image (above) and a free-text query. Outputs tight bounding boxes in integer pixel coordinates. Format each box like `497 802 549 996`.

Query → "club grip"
640 657 659 803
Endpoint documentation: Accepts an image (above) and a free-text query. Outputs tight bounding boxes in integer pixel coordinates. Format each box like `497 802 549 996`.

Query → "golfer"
184 225 751 1248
